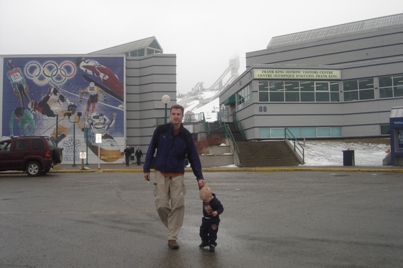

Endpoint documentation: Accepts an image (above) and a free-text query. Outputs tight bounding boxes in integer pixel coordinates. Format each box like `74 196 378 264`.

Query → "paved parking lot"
1 171 402 268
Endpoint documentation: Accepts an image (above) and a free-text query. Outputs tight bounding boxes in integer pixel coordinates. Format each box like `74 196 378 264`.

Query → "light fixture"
161 95 171 124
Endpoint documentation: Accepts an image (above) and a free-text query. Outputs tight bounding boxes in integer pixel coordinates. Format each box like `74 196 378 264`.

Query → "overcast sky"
1 0 402 94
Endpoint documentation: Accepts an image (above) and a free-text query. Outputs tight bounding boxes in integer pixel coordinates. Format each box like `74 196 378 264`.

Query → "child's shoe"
209 245 216 252
199 241 209 248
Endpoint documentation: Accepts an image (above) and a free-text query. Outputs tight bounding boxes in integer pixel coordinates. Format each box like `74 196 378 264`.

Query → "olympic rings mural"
24 60 76 85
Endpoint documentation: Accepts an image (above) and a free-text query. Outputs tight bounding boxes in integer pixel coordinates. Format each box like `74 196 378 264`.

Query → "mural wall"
2 56 125 164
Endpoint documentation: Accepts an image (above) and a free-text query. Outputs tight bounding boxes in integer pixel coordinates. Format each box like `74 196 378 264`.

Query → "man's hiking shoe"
168 240 179 249
209 245 216 252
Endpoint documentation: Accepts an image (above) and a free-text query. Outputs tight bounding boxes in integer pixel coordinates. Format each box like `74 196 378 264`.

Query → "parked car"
0 136 63 176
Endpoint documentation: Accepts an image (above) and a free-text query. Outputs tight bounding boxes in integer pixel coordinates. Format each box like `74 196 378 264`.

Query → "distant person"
124 146 132 166
135 147 143 166
143 104 205 250
198 186 224 252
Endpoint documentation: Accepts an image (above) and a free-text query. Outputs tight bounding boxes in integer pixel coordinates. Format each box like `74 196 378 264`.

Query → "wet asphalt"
0 167 402 268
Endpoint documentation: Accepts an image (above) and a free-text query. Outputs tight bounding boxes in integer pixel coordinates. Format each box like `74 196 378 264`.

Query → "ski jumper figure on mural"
6 60 32 108
79 82 107 118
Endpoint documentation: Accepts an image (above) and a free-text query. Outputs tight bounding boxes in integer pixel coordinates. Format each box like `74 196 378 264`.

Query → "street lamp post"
67 111 82 167
161 95 171 124
84 122 89 165
54 108 61 147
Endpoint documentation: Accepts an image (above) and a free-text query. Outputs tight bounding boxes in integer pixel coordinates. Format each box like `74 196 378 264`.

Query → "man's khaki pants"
154 171 186 240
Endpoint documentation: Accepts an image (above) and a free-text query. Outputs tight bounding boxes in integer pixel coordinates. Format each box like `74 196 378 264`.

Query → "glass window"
14 140 28 151
343 80 358 91
393 75 403 87
394 86 403 97
344 91 358 101
270 92 284 102
316 82 329 91
300 81 314 91
301 128 316 137
330 82 339 92
330 92 339 102
285 81 299 91
380 87 393 98
259 92 269 102
394 76 403 97
380 75 403 98
270 128 285 138
301 92 314 101
149 39 160 49
379 76 392 87
316 92 329 102
284 81 299 102
259 128 270 138
269 81 284 91
285 92 299 102
359 78 374 89
380 124 390 135
331 127 341 137
237 84 252 110
32 139 44 150
259 81 268 91
359 89 375 100
258 81 269 102
317 128 331 137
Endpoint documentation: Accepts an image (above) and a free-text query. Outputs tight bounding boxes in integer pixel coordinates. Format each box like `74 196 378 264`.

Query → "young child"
199 186 224 252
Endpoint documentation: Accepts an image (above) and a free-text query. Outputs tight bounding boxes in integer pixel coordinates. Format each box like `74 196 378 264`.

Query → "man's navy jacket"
143 123 204 181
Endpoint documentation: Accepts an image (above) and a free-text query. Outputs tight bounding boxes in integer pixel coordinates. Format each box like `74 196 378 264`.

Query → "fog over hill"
178 90 220 122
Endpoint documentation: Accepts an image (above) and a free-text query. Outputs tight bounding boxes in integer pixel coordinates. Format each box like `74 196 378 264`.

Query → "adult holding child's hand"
143 104 205 250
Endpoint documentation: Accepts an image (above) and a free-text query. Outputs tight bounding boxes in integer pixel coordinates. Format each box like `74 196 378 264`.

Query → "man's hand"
198 179 206 189
144 173 150 181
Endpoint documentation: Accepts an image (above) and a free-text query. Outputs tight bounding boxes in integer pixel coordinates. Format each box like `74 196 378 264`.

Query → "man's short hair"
170 104 184 114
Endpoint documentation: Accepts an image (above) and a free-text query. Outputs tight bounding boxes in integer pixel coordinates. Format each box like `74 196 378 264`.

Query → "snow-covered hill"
178 90 219 122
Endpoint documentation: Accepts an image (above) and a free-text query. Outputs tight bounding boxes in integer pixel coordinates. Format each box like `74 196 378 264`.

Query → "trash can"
342 150 355 166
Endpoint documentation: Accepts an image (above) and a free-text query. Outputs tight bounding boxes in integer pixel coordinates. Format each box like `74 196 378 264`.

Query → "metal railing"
285 128 305 163
201 112 211 135
224 123 241 166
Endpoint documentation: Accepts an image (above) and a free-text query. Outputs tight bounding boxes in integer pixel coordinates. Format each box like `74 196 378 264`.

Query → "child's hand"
212 211 218 216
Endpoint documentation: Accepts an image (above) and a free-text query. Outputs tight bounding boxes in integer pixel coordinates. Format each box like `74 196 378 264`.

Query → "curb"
2 167 403 175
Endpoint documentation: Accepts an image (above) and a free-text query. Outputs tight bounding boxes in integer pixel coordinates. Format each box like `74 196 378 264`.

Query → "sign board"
254 69 341 80
96 133 102 143
80 152 86 159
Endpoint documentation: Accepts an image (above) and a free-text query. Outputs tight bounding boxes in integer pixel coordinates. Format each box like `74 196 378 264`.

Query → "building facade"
219 13 403 140
0 37 176 164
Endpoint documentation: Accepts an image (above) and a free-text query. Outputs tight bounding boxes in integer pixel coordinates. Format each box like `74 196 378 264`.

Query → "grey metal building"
219 13 403 140
90 37 177 149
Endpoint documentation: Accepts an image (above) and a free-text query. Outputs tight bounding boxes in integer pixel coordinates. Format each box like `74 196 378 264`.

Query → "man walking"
123 146 132 166
135 147 143 166
143 104 205 250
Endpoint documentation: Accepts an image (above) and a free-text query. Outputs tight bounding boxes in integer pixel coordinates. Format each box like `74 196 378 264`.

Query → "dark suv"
0 136 63 176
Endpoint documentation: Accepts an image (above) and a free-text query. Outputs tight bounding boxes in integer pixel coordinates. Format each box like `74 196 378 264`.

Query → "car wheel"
26 161 42 176
53 148 63 164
